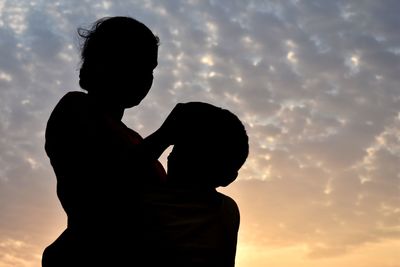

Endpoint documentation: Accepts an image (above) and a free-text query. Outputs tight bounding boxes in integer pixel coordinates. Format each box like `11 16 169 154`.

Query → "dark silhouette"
43 16 248 267
42 16 170 266
141 102 249 267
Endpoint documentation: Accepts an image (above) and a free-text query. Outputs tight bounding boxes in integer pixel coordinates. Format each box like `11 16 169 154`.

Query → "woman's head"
78 16 160 108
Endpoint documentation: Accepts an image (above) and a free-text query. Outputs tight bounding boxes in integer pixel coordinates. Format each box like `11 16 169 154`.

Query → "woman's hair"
77 16 160 91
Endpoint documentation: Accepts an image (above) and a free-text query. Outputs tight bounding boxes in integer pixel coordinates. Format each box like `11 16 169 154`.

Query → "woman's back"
44 91 165 266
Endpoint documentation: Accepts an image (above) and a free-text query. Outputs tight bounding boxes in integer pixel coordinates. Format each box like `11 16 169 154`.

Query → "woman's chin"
119 89 150 108
123 98 143 108
124 101 140 109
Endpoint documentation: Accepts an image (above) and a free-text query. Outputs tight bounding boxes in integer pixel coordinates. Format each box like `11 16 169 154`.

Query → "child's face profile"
166 141 222 187
167 142 202 182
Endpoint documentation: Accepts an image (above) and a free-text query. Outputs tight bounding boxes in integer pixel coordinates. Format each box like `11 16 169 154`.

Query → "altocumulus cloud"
0 0 399 266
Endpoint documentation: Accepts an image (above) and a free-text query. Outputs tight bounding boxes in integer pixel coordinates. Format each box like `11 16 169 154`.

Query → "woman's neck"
87 91 125 121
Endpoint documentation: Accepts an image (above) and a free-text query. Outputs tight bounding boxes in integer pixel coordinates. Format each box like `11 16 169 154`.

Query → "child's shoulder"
216 192 239 214
216 192 240 231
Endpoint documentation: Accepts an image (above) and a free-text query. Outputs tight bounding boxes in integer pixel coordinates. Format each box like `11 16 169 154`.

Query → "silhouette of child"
141 102 249 267
42 16 171 267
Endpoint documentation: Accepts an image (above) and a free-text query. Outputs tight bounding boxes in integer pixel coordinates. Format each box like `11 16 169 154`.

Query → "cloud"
0 0 399 266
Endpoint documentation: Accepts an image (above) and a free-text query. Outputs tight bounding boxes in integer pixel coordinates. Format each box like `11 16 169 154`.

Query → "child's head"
78 16 160 108
167 102 249 188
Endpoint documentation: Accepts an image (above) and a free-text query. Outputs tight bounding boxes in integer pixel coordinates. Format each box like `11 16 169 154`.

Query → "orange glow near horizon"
220 186 400 267
3 181 397 267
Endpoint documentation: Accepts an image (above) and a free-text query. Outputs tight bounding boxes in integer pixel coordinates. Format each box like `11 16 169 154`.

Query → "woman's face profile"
99 48 158 108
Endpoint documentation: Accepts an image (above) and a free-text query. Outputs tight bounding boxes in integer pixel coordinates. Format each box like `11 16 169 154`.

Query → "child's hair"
171 102 249 187
77 16 160 91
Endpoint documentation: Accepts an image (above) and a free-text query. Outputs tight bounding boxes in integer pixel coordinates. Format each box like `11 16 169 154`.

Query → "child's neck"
167 175 216 192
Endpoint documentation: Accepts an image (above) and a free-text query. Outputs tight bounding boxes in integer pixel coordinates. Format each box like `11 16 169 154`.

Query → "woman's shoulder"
46 91 89 133
57 91 87 109
63 90 87 99
50 91 87 117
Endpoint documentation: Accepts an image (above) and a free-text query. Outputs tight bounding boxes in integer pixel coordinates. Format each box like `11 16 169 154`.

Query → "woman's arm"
140 103 185 160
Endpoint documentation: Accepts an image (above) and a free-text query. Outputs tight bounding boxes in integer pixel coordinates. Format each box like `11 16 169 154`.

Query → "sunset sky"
0 0 400 266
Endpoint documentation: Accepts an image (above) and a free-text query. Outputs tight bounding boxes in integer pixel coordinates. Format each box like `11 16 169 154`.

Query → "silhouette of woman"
42 16 168 266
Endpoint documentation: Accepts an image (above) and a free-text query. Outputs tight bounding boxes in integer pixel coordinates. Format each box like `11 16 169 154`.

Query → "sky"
0 0 399 266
